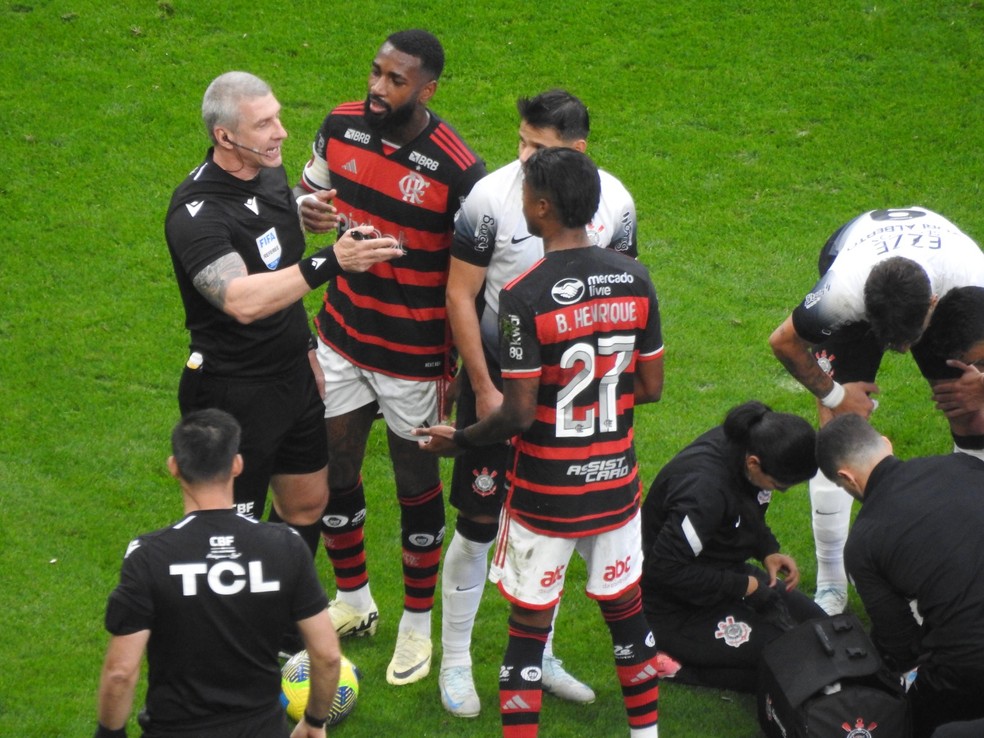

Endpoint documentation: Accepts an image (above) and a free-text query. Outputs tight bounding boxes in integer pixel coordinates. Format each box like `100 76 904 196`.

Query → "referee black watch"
303 710 329 729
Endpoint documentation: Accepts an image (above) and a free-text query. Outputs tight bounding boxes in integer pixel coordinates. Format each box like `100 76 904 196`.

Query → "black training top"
104 509 328 732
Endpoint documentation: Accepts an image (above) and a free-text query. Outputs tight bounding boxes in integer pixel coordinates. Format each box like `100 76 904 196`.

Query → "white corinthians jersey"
793 206 984 342
451 157 637 360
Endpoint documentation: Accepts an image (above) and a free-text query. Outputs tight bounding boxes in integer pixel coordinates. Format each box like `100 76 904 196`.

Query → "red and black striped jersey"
498 247 663 537
301 102 486 379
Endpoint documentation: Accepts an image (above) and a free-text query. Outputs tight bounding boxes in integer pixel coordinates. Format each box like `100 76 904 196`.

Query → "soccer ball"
281 650 360 726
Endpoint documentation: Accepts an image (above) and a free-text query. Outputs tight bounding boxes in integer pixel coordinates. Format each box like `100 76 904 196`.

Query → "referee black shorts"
178 360 328 518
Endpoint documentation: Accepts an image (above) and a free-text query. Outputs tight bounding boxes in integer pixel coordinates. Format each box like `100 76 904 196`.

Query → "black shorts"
141 703 290 738
449 366 511 518
178 361 328 518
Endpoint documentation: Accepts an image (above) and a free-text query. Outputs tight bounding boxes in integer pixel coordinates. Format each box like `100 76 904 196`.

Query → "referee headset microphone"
222 132 264 155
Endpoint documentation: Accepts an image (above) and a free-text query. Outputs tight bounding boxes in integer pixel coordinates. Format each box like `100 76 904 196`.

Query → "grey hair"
201 71 271 144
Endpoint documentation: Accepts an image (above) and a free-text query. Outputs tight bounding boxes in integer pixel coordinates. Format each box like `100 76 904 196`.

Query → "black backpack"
758 614 911 738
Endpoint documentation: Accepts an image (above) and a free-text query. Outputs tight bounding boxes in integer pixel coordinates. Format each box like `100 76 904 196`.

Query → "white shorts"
489 507 643 609
316 339 438 441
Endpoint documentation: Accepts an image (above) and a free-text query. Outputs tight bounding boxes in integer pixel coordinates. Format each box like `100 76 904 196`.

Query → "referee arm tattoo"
193 253 248 311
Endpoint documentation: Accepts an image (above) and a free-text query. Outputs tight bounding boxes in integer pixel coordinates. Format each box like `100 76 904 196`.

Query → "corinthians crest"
714 615 752 648
842 718 878 737
472 467 498 497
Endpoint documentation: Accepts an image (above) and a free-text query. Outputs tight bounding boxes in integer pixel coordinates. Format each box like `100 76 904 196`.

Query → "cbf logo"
399 172 430 204
842 718 879 737
551 277 585 305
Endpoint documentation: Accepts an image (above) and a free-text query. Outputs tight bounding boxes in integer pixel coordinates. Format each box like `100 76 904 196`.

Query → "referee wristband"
303 710 328 729
820 381 846 409
453 427 479 450
298 246 341 289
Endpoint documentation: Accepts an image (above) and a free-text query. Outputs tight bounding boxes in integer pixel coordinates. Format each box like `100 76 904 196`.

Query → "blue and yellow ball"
281 650 360 726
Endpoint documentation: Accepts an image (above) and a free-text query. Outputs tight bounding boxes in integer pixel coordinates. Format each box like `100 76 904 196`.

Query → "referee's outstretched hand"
334 226 404 273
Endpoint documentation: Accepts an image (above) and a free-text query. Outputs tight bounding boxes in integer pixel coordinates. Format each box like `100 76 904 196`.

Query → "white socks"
440 532 493 668
810 469 852 590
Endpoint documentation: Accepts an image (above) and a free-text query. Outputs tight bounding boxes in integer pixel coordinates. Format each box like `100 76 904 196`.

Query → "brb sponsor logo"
409 150 439 171
343 128 371 145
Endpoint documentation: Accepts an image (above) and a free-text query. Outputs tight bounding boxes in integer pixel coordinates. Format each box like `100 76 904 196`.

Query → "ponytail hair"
723 401 817 485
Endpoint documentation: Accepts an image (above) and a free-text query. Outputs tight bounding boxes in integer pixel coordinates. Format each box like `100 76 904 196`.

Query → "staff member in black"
640 401 826 692
94 410 340 738
165 71 402 550
816 414 984 738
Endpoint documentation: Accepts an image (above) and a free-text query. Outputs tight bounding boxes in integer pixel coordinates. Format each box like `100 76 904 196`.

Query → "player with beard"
294 30 486 686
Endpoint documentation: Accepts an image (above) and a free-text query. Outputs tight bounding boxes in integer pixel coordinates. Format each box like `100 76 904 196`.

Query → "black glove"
744 582 796 632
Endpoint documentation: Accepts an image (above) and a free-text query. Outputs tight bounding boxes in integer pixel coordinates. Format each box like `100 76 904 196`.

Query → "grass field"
1 1 981 735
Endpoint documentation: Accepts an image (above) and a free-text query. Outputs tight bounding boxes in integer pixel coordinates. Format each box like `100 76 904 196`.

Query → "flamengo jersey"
499 247 663 537
104 509 327 732
451 158 637 365
165 149 312 378
301 102 486 380
792 207 984 344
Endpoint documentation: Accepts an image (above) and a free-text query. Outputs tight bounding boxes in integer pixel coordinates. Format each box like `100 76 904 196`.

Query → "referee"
165 71 402 555
94 410 340 738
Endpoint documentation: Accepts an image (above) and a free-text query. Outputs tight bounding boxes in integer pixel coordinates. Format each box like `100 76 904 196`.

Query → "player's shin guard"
810 470 852 591
441 517 497 668
601 589 660 737
321 479 370 593
500 618 549 738
399 484 446 615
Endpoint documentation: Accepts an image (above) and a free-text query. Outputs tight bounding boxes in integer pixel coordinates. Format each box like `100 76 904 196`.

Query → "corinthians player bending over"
768 207 984 616
415 148 664 738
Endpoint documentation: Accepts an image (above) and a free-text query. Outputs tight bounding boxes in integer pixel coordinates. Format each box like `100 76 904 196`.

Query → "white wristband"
295 192 318 217
820 381 846 409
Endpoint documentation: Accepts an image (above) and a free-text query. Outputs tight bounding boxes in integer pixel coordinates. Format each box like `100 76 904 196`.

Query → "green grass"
1 0 980 735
